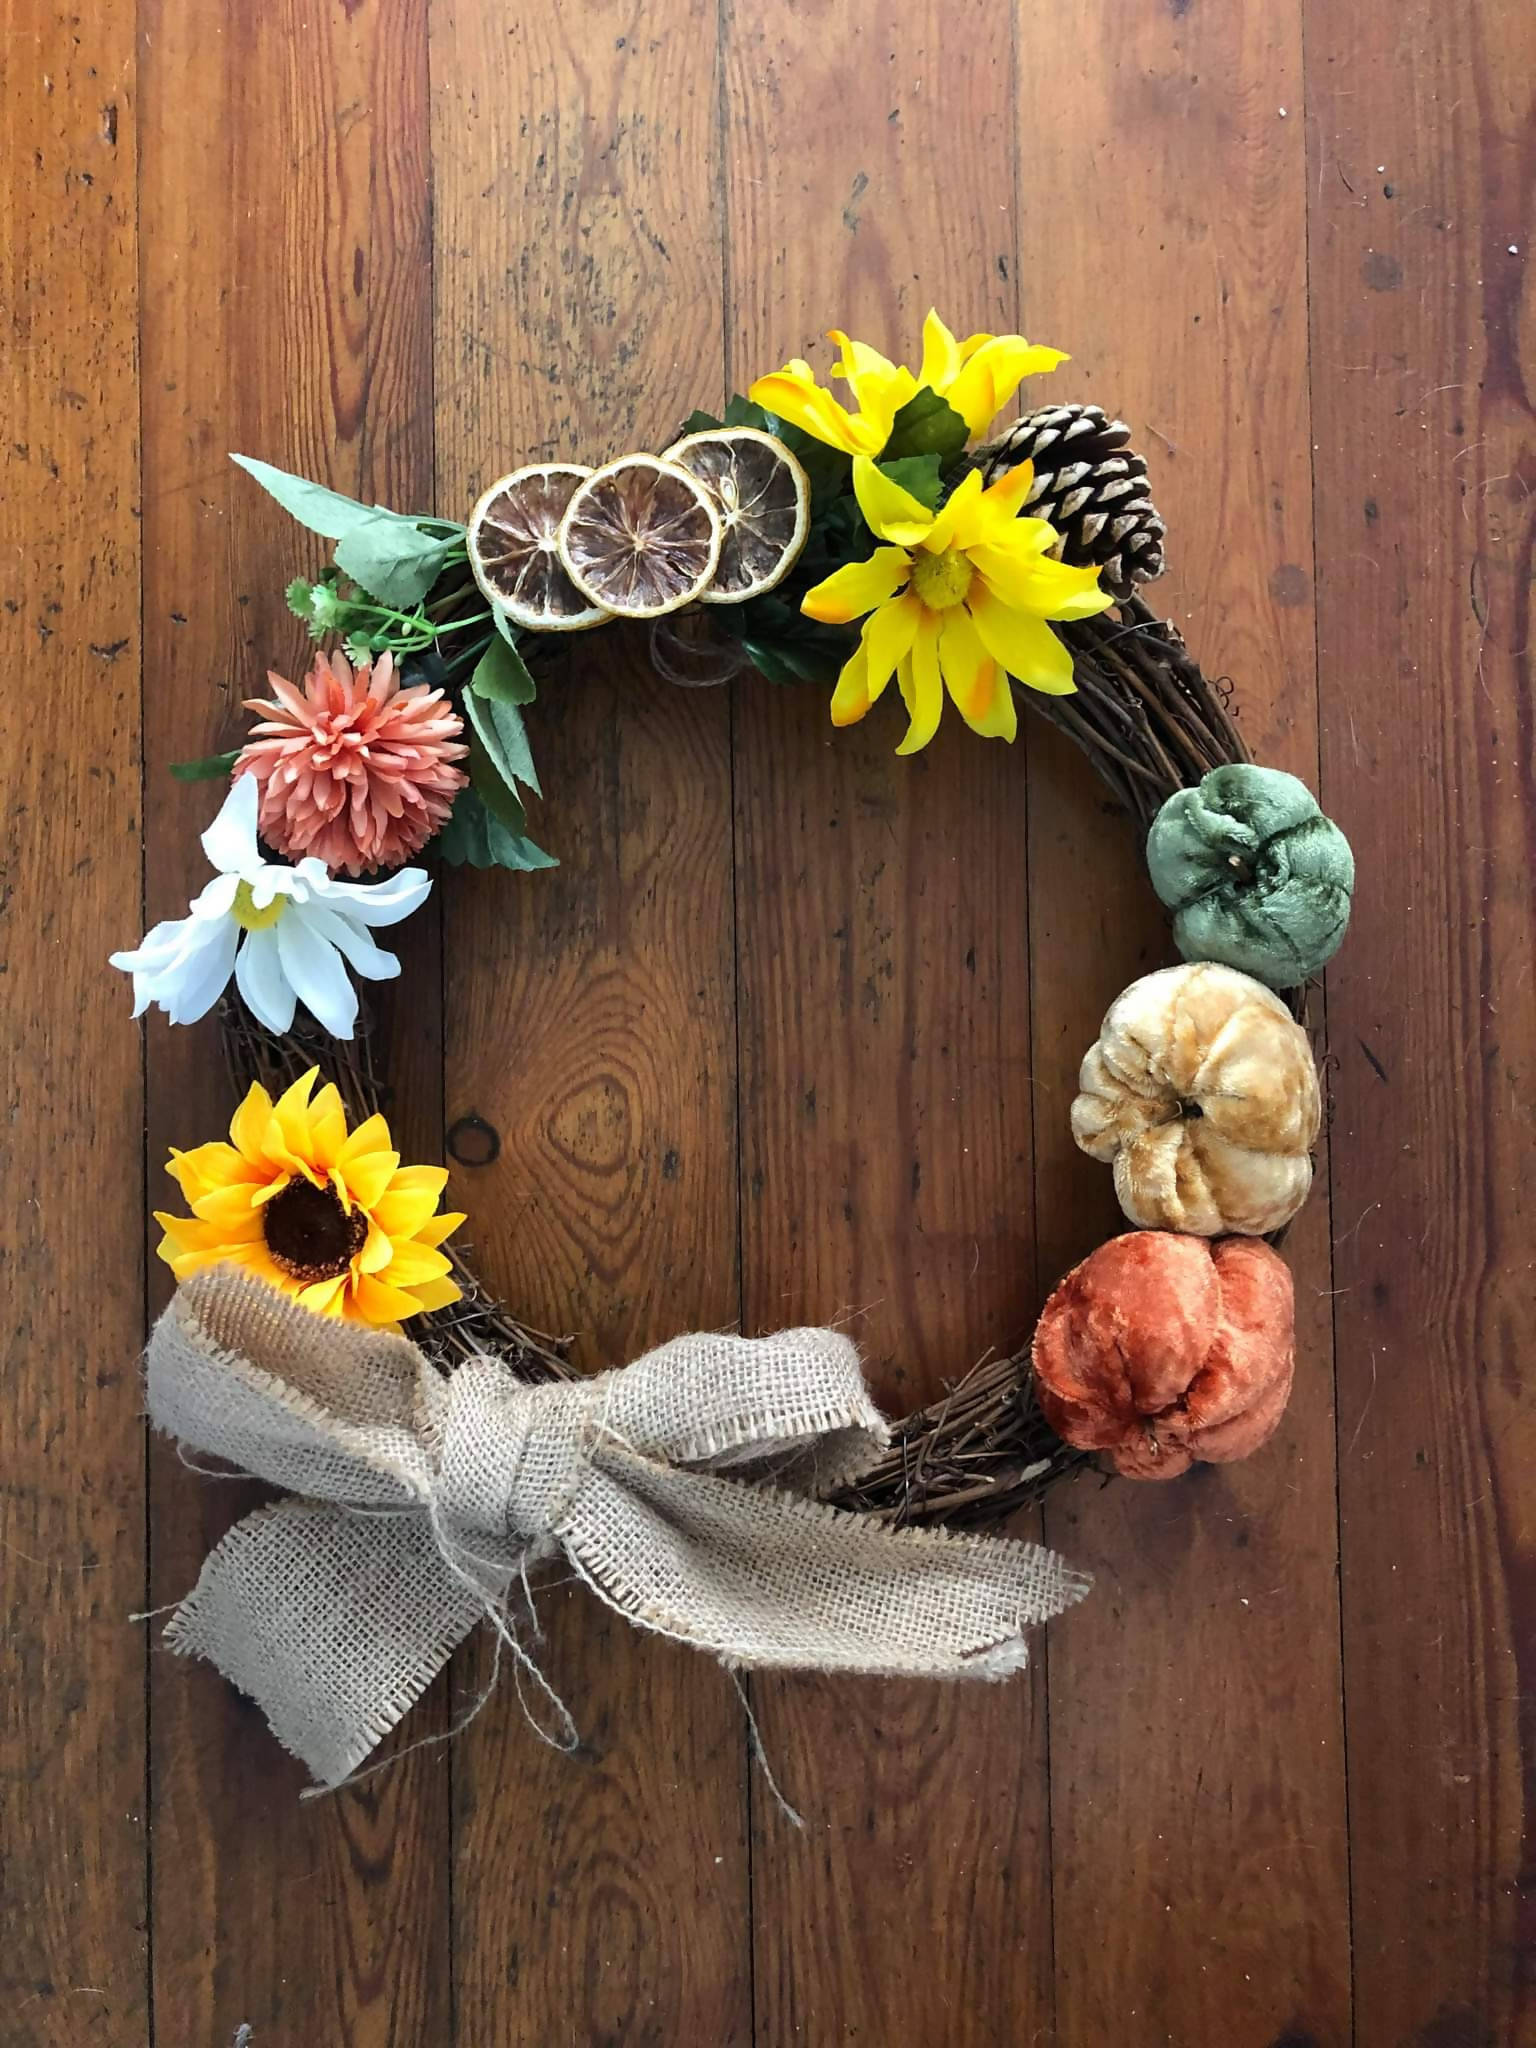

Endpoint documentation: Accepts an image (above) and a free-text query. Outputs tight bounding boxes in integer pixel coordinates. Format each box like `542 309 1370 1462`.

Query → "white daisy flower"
110 775 431 1041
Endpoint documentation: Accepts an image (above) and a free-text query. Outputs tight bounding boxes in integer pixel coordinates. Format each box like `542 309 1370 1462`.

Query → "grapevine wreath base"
217 590 1303 1533
120 312 1355 1783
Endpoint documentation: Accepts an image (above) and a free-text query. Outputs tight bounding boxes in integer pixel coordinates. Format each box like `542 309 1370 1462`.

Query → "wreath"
117 312 1356 1789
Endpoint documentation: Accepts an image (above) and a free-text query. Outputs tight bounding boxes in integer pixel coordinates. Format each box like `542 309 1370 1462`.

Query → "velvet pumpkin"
1032 1231 1295 1479
1071 961 1320 1235
1145 762 1354 988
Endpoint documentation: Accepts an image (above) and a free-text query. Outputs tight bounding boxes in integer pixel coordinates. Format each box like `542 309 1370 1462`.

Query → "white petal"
300 905 401 983
110 912 235 1023
200 774 261 876
248 864 302 911
187 872 241 921
109 915 193 974
234 924 296 1033
309 865 432 928
164 916 239 1024
277 912 358 1039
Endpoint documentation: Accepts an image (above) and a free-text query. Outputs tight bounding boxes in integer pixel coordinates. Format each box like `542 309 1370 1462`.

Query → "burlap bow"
147 1269 1089 1788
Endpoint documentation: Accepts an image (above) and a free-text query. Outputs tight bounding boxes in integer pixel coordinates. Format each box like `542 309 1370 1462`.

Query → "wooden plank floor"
2 0 1532 2041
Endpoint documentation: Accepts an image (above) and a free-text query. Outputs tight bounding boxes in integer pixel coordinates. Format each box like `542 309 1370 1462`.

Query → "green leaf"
722 394 771 430
333 513 462 609
435 786 558 871
230 455 384 539
463 687 541 798
883 388 970 466
470 632 537 705
874 453 943 511
169 748 239 782
466 724 528 833
736 590 858 688
677 407 724 437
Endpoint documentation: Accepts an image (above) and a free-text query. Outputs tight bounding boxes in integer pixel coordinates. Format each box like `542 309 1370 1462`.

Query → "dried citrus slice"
661 426 811 604
467 465 609 632
555 455 722 619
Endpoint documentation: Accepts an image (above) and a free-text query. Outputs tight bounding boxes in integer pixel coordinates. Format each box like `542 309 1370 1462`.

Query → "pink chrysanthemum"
235 650 469 875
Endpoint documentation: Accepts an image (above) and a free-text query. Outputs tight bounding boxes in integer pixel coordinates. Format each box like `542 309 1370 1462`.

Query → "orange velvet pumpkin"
1031 1231 1295 1480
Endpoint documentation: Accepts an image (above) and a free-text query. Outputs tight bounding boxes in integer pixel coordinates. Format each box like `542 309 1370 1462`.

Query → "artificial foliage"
1146 762 1355 987
1071 962 1321 1237
115 306 1361 1782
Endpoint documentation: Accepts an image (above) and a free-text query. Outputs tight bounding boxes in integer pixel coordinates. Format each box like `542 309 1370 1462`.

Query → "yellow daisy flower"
748 310 1067 455
155 1068 465 1327
802 457 1113 754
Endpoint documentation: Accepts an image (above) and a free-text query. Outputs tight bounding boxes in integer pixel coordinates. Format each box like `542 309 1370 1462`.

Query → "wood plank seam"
1297 9 1360 2035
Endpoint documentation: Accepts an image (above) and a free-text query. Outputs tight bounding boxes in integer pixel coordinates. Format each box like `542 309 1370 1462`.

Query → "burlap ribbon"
147 1269 1089 1788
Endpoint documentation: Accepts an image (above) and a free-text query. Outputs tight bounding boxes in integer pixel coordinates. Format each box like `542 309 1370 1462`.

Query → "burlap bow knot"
147 1270 1089 1788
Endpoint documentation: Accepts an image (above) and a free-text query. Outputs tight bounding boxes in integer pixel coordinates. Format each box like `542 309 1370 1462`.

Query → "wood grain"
1307 4 1536 2037
1014 5 1353 2042
428 4 751 2040
6 0 1529 2037
0 3 148 2040
136 1 450 2041
722 4 1058 2038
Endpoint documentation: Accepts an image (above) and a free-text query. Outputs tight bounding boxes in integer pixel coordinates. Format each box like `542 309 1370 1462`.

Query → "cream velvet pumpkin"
1071 962 1320 1235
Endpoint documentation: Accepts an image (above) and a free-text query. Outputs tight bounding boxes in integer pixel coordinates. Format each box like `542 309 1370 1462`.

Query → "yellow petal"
358 1219 396 1273
378 1240 454 1287
962 460 1046 540
306 1084 349 1169
226 1243 291 1293
336 1113 394 1169
155 1211 231 1256
829 642 872 727
967 586 1077 694
160 1242 232 1280
748 370 883 455
350 1273 429 1326
801 545 912 624
297 1274 346 1315
852 457 935 546
229 1083 275 1165
920 469 984 554
271 1067 320 1140
972 547 1109 621
895 613 945 755
989 550 1113 621
917 308 964 392
335 1149 400 1213
188 1181 267 1232
415 1210 466 1249
404 1275 464 1314
827 329 914 433
167 1141 256 1203
944 338 1068 437
373 1179 450 1240
862 590 924 704
940 609 1015 739
382 1162 449 1196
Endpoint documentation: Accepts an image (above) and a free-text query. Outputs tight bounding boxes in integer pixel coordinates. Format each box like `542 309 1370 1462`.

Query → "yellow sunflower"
748 310 1067 456
156 1068 465 1327
802 456 1113 754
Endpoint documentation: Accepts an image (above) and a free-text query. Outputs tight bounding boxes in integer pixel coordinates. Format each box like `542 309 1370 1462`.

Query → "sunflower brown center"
263 1175 368 1283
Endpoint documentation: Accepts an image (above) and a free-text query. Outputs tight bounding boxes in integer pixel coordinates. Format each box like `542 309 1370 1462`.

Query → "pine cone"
976 404 1166 601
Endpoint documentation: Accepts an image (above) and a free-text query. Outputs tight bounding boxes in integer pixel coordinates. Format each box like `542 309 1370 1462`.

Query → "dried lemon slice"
555 455 722 619
467 465 610 633
661 426 811 603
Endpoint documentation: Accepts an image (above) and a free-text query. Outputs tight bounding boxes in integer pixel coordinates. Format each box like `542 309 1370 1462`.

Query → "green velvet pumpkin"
1145 764 1354 988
